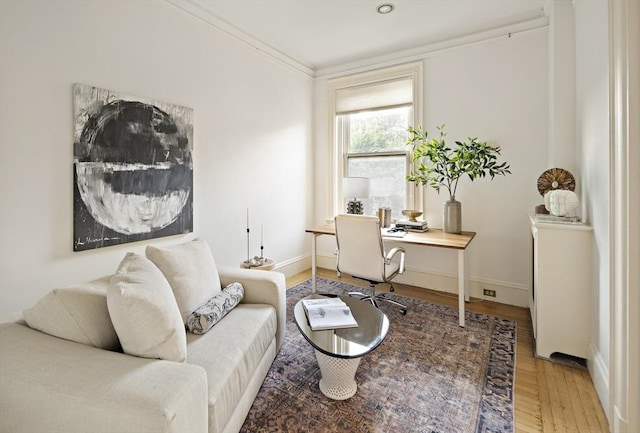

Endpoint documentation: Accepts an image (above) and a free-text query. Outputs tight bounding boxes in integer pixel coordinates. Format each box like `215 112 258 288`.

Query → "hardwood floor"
286 268 610 433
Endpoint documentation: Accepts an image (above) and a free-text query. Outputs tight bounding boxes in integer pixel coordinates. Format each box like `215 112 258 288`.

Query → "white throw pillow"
23 276 121 351
107 253 187 362
145 239 222 323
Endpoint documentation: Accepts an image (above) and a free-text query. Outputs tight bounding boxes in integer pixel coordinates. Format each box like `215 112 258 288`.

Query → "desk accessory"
382 227 407 238
343 177 370 214
241 210 272 269
401 209 422 221
377 207 392 228
395 219 429 232
535 168 575 214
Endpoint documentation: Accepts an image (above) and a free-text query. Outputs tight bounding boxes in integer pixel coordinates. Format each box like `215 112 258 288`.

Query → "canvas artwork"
73 84 193 251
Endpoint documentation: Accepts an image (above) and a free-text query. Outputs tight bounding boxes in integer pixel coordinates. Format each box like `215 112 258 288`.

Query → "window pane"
348 155 406 218
348 106 410 154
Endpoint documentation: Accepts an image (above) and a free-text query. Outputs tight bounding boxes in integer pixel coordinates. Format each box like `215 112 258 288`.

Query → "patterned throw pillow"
187 282 244 334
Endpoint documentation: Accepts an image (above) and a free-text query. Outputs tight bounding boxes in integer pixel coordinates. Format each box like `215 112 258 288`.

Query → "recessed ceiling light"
377 3 395 14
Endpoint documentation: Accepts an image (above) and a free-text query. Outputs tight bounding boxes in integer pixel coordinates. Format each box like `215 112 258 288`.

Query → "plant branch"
406 125 511 199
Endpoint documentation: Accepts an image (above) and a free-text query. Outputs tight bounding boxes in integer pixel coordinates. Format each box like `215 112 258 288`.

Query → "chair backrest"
335 214 385 282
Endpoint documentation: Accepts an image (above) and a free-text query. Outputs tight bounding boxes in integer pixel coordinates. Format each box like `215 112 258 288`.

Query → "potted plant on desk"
406 124 511 234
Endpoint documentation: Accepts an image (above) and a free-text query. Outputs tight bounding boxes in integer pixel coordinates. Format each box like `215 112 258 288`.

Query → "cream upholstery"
0 323 208 433
218 265 287 351
0 253 287 433
22 275 120 351
187 305 276 433
108 253 187 362
335 214 407 312
146 240 222 323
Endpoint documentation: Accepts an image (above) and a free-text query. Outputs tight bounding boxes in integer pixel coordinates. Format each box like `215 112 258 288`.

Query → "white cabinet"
529 215 593 359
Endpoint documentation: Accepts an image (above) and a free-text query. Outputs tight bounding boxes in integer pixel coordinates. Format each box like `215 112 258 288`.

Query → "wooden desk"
306 223 476 327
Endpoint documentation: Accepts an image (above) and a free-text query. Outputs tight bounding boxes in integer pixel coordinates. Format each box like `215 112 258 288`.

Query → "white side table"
240 258 275 271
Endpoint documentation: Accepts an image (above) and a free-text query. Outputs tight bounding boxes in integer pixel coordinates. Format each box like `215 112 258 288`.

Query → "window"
342 106 410 216
329 63 423 219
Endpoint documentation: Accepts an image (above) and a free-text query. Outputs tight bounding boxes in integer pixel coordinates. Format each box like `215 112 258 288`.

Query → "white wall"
574 0 611 415
0 0 313 316
548 0 578 174
313 29 549 305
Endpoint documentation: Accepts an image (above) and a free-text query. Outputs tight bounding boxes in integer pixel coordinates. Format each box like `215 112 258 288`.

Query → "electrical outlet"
483 289 496 297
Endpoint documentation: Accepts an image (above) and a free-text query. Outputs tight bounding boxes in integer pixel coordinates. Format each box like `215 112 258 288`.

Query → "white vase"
443 197 461 234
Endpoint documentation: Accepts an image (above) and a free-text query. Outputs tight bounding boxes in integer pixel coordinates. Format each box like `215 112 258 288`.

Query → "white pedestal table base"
315 350 361 400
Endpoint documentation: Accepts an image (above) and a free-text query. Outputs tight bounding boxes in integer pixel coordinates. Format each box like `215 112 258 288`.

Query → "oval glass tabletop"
294 294 389 359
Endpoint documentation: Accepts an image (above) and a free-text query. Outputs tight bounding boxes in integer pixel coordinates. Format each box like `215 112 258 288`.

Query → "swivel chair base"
348 282 407 315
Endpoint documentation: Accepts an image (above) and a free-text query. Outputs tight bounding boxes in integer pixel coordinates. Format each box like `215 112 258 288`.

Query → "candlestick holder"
241 217 273 269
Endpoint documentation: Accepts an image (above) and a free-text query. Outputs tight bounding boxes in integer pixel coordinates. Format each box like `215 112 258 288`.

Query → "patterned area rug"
241 278 516 433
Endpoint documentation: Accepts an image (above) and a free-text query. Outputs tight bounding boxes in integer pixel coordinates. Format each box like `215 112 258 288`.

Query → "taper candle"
245 208 250 262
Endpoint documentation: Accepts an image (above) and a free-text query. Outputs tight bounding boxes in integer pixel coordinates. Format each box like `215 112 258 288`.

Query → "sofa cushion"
146 240 222 323
108 253 187 362
186 304 276 433
23 276 121 351
187 282 244 335
0 323 207 433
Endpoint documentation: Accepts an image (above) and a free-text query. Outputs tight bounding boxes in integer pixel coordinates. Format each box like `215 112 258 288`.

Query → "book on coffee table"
301 298 359 331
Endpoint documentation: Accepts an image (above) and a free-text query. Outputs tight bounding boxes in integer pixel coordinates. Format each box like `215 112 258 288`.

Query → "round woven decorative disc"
537 168 576 196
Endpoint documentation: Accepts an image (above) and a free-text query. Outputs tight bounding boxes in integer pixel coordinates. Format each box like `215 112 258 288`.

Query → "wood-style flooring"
286 268 610 433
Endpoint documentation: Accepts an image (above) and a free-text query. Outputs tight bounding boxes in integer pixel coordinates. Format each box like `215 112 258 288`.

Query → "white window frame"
327 62 423 219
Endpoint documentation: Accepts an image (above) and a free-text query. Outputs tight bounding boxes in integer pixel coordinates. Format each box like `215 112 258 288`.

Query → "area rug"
240 278 516 433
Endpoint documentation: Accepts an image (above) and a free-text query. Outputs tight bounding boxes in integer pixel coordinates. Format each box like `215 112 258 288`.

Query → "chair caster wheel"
400 309 407 315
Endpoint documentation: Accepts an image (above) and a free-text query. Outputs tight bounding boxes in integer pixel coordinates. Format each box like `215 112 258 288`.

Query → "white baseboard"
271 254 311 278
588 342 610 424
315 252 529 307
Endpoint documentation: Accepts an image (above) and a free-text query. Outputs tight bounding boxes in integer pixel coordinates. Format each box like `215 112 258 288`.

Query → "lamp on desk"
342 177 370 214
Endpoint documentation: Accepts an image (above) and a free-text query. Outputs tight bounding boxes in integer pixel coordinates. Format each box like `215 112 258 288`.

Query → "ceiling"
170 0 549 76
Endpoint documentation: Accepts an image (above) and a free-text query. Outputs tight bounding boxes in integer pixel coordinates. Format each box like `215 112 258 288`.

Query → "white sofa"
0 241 286 433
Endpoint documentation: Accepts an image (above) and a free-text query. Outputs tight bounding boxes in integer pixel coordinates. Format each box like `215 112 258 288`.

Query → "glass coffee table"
294 294 389 400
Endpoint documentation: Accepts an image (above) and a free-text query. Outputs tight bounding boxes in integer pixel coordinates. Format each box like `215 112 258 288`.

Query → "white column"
609 0 640 430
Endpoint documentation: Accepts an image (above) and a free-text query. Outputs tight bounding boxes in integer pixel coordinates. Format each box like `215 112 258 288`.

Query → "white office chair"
334 214 407 315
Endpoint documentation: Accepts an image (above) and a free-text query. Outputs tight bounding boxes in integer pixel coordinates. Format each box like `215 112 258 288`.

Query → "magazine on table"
301 297 358 331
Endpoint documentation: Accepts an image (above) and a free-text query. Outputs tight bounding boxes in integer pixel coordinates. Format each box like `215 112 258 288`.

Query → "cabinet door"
531 220 593 359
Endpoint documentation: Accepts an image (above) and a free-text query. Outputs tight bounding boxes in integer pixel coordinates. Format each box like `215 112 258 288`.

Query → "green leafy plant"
406 124 511 199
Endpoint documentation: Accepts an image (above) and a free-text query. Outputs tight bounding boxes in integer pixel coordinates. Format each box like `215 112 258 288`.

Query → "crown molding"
166 1 548 80
166 0 315 78
315 16 549 78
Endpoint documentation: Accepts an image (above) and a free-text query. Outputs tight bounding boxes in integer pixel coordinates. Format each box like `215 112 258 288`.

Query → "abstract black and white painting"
73 84 193 251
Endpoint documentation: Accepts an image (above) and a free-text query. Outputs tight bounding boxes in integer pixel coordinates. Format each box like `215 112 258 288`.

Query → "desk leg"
311 234 318 294
458 250 466 327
